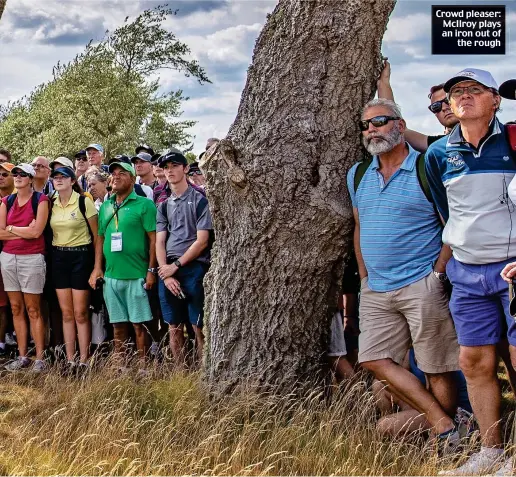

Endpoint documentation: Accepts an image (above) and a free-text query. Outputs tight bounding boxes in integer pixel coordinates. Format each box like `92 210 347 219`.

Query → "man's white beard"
363 126 403 156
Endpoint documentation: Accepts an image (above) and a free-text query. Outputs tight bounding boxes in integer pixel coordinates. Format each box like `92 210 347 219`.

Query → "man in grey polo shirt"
156 150 212 366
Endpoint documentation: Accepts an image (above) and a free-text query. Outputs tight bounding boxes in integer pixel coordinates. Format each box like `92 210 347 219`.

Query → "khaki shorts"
358 272 459 374
0 252 46 294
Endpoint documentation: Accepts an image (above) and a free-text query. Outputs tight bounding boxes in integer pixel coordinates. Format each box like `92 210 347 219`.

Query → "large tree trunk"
0 0 6 22
202 0 396 395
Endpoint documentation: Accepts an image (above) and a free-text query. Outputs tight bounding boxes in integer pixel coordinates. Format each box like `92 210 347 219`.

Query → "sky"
1 0 516 157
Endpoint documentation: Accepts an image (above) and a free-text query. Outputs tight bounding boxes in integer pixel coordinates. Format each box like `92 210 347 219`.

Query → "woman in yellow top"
50 167 98 372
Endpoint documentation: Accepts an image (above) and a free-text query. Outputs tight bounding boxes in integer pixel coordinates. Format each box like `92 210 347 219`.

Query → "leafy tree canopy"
0 5 208 162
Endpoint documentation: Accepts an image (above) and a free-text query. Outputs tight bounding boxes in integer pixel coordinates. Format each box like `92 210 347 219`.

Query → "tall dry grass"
0 360 511 476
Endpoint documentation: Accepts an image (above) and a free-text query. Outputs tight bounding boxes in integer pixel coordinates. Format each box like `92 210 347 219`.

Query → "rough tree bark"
0 0 6 22
202 0 396 395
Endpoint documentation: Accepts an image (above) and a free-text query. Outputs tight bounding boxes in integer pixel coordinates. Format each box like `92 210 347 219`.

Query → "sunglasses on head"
11 172 29 178
428 98 449 114
359 115 401 131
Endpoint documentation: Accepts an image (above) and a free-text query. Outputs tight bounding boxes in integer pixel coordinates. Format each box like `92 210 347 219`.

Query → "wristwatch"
7 225 13 234
148 268 157 274
174 259 182 269
433 270 448 282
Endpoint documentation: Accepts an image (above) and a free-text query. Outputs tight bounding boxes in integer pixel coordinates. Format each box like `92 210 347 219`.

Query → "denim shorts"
158 261 208 328
447 256 516 347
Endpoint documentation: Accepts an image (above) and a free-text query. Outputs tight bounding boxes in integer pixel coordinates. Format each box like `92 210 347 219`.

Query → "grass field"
0 361 512 475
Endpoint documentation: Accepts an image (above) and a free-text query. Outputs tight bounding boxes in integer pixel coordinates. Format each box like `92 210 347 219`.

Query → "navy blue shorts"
447 256 516 347
158 261 208 328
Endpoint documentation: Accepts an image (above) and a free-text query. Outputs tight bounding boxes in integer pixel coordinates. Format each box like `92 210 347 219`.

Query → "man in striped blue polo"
347 98 460 447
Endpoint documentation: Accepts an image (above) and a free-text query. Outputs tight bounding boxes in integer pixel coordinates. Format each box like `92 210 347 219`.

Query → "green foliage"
185 151 198 164
0 5 208 162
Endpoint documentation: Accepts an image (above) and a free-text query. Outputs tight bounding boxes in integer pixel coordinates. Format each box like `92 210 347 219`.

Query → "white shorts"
0 252 46 294
328 311 347 357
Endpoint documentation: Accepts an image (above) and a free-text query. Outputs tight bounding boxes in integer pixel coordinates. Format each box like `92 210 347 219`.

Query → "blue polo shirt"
347 143 442 292
425 117 516 264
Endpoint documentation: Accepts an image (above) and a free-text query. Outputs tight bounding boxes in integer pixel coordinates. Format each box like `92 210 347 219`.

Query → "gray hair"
85 166 108 183
362 98 403 119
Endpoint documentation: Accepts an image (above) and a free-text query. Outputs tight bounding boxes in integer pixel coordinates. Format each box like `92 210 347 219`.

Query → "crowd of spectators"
3 61 516 475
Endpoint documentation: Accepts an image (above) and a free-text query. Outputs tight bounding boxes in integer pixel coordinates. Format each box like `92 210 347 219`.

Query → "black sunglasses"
76 157 88 162
11 172 29 178
0 173 9 178
359 115 401 131
428 98 450 114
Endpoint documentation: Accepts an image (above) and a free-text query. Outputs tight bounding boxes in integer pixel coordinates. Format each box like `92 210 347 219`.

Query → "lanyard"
105 197 129 232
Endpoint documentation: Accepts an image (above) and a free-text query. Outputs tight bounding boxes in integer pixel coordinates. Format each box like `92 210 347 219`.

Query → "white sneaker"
31 359 49 374
149 341 159 356
4 356 30 372
439 449 504 475
493 457 514 476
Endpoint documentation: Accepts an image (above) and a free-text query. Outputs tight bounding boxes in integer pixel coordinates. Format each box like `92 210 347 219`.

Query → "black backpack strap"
415 153 434 204
31 192 42 217
160 200 168 218
134 183 147 198
195 196 208 219
78 195 94 243
353 157 373 193
6 193 17 213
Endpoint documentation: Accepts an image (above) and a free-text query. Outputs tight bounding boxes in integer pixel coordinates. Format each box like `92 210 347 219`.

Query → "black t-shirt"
342 250 360 294
427 134 445 147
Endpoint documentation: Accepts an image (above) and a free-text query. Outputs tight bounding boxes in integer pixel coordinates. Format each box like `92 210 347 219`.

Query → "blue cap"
51 167 76 180
86 143 104 153
130 152 153 164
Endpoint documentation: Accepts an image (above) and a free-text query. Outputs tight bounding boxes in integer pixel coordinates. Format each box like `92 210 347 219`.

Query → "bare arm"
157 230 209 281
88 235 104 289
377 59 394 101
353 208 368 279
377 59 429 152
145 231 157 290
405 129 430 153
156 230 167 268
0 202 20 240
434 245 452 273
147 231 157 269
10 200 49 239
177 230 209 266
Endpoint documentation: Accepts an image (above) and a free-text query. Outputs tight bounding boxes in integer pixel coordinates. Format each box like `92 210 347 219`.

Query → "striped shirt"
347 143 442 292
425 118 516 264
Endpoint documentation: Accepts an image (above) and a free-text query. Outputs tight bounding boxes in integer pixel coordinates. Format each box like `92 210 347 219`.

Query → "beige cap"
49 156 74 170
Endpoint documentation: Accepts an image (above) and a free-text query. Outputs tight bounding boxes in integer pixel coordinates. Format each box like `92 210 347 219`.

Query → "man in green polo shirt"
89 161 157 364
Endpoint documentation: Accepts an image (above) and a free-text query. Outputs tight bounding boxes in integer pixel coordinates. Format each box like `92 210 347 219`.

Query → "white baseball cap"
49 156 74 170
12 163 36 178
444 68 498 93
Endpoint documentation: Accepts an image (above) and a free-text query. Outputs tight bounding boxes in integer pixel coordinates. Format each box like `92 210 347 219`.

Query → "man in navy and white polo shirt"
347 98 460 448
425 68 516 476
